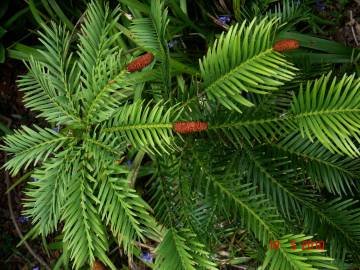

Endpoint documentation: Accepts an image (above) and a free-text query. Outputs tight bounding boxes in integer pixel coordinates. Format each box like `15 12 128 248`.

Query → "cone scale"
273 39 300 52
173 122 208 134
127 52 154 72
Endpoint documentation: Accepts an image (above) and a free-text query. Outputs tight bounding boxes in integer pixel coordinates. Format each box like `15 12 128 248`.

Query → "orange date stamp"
269 239 325 250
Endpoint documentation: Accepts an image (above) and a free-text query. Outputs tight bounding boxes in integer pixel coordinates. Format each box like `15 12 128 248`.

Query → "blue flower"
140 252 153 263
32 266 40 270
52 126 60 133
127 160 133 167
168 39 179 49
31 177 38 182
217 15 231 25
315 0 326 11
18 215 29 223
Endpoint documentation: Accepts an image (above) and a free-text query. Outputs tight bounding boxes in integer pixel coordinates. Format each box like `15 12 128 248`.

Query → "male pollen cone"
92 260 106 270
273 39 300 52
173 122 208 134
127 52 154 72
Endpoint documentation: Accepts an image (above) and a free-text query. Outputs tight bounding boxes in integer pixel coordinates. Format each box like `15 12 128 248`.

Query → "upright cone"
273 39 300 52
127 52 154 72
173 122 208 134
92 260 106 270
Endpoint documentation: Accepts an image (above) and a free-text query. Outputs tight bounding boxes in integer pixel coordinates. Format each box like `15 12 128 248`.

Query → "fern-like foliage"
2 125 74 175
200 18 297 112
3 0 360 269
127 0 171 95
274 132 359 195
291 72 360 157
97 164 160 255
1 1 174 269
103 100 178 155
304 198 360 262
154 228 217 270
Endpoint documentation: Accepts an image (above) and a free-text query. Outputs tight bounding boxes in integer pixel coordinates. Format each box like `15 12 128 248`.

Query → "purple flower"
168 39 179 49
140 252 153 263
127 160 133 167
315 0 326 11
18 215 29 223
217 15 231 25
52 126 60 133
32 266 40 270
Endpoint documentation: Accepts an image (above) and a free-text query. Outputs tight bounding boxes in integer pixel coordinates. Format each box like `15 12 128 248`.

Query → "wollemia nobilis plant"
3 0 360 269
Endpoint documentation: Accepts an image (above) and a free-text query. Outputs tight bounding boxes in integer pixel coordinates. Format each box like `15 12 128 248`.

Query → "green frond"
174 77 204 116
83 51 131 123
1 125 74 175
36 22 80 113
210 72 360 155
197 174 284 246
62 158 114 270
97 165 160 255
200 18 297 112
261 234 337 270
83 131 125 162
291 72 360 157
149 165 182 226
129 17 160 53
304 198 360 262
240 145 313 219
77 1 121 88
23 155 69 236
208 111 295 145
17 58 82 125
267 0 308 28
275 132 359 195
128 0 171 94
149 155 200 228
103 100 177 155
154 228 217 270
129 0 169 55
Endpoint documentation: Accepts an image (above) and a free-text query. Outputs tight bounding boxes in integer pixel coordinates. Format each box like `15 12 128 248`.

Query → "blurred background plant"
0 0 87 62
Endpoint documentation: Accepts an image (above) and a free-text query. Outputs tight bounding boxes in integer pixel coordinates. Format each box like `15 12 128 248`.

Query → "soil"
334 2 360 47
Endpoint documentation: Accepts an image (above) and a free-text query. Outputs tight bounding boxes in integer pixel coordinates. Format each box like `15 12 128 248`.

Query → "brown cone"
173 122 208 134
127 52 154 72
273 39 300 52
92 260 106 270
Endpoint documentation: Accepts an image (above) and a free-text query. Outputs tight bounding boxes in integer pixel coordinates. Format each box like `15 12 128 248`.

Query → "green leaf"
277 32 352 55
97 164 160 255
83 51 130 124
23 154 69 235
103 100 176 155
304 198 360 262
0 43 5 63
36 22 80 117
275 132 359 195
200 18 297 112
291 72 360 157
77 0 121 95
18 58 81 125
1 125 74 175
154 228 217 270
62 158 114 270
